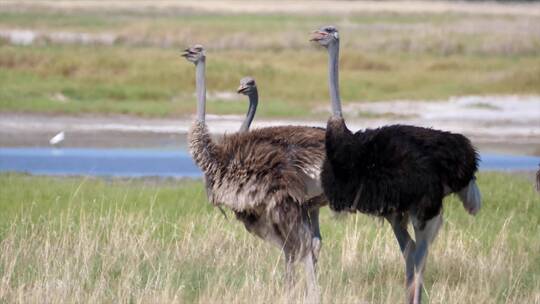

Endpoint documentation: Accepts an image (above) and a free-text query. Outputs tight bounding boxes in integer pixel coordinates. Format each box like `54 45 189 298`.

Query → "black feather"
321 118 479 223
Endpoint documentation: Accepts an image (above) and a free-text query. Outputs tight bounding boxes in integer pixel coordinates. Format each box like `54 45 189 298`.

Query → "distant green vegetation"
1 8 539 118
0 173 538 303
1 45 539 118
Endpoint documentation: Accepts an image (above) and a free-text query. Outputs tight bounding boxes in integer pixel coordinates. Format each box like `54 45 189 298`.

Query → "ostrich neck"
189 57 221 177
328 42 342 118
239 88 258 132
325 40 355 166
196 58 206 122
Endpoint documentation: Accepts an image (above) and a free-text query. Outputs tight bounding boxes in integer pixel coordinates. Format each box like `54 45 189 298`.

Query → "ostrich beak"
237 84 248 94
310 30 327 42
181 48 193 58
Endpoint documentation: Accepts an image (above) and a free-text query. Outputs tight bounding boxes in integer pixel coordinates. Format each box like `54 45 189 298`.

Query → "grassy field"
0 173 538 303
1 6 540 118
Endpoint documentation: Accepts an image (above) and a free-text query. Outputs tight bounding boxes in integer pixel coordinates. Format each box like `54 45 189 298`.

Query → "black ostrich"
312 26 482 304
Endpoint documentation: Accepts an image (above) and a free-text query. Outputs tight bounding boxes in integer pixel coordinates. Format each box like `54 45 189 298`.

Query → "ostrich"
236 76 258 133
235 76 324 267
311 26 481 304
182 45 326 302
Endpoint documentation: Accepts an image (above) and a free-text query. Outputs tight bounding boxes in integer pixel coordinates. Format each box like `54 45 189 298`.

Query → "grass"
0 172 539 303
1 45 539 118
0 7 540 118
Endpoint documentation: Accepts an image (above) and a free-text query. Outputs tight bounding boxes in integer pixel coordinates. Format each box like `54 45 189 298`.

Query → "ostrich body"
312 26 481 304
182 45 325 301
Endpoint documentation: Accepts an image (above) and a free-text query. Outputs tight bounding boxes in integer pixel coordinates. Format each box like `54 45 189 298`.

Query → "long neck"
239 88 258 132
325 40 355 167
328 42 342 118
189 56 221 177
195 58 206 122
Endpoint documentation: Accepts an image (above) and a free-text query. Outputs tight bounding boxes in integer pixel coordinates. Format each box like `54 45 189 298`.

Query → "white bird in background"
49 131 65 146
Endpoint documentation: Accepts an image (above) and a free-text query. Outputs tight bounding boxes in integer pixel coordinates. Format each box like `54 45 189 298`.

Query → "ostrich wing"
205 126 326 212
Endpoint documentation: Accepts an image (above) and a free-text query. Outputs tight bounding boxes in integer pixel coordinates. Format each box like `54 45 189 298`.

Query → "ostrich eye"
247 80 255 85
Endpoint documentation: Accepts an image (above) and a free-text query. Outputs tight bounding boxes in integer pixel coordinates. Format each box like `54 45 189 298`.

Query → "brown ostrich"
182 45 327 302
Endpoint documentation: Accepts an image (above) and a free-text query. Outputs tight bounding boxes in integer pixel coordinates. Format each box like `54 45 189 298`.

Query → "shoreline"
1 104 539 156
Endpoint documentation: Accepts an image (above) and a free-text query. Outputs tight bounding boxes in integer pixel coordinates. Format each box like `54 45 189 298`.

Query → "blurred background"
1 0 539 175
1 2 539 303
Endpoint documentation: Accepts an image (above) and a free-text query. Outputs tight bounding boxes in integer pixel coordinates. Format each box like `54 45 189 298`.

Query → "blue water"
0 147 538 178
0 148 200 178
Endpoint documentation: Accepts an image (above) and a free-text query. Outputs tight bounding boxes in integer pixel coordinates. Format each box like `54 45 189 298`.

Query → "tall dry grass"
0 173 539 303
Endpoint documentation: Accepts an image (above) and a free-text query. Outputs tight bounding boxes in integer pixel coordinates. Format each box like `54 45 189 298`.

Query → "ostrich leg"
283 247 295 289
386 213 416 301
303 248 320 304
303 209 321 304
308 208 322 264
410 214 443 304
236 211 297 292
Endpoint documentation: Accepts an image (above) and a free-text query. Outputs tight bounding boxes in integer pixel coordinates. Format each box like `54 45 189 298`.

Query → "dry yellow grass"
0 173 539 303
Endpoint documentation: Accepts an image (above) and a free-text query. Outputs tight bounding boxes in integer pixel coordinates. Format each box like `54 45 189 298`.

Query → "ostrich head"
310 25 339 47
181 44 205 64
237 77 257 96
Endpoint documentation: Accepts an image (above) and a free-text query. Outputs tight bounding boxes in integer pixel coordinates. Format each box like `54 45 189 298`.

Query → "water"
0 148 538 178
0 148 199 178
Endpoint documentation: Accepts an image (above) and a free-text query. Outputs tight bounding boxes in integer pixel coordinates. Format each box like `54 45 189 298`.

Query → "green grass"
0 173 538 303
0 8 540 118
1 45 539 118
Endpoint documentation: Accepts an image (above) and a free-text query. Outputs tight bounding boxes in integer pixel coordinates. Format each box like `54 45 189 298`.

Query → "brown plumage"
190 122 325 212
183 46 325 302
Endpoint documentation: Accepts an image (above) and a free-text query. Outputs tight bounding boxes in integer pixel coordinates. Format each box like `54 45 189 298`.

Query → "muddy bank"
1 95 539 156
